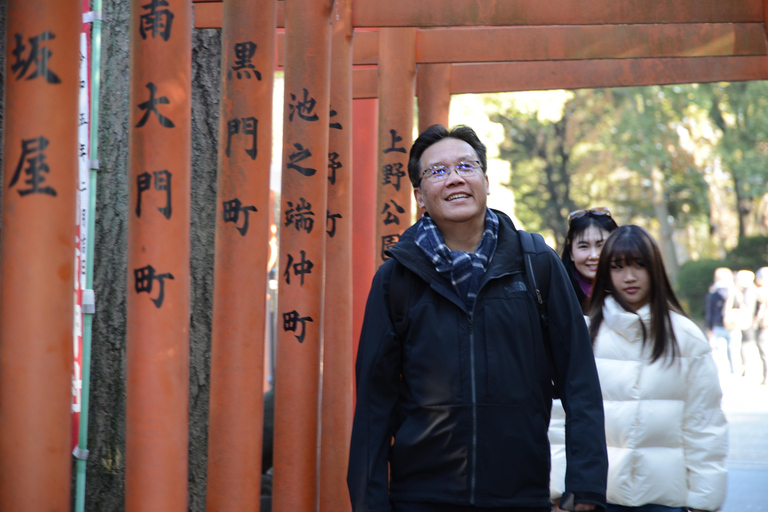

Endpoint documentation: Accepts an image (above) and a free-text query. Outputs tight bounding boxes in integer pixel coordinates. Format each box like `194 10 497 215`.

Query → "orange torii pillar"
0 2 80 510
417 63 452 133
351 98 378 364
206 0 276 509
375 28 416 267
320 0 353 510
272 0 334 511
126 1 192 511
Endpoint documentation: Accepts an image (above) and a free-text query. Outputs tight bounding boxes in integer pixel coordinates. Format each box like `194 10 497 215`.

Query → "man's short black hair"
408 124 488 188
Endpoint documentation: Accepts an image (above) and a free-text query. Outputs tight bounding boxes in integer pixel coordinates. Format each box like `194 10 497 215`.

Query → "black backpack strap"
518 230 559 395
388 261 414 339
518 230 550 308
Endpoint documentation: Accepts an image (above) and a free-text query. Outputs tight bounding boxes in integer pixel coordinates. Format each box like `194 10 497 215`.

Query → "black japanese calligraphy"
136 82 175 128
136 170 172 219
11 31 60 83
285 198 315 233
226 117 257 160
283 250 314 286
134 265 174 308
382 129 406 154
381 200 405 226
381 162 406 191
288 89 319 122
283 310 313 343
229 42 262 80
328 152 341 185
381 234 400 261
222 198 257 236
287 143 316 177
326 210 342 238
9 137 56 197
139 0 174 41
329 107 342 130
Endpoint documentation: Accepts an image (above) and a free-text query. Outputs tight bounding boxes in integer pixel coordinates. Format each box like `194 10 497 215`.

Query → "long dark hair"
561 212 618 311
587 225 685 363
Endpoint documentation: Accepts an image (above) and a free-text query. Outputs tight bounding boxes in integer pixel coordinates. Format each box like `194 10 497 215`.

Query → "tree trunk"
650 166 679 284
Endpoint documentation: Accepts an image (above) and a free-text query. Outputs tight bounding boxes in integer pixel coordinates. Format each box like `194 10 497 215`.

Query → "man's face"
413 137 489 231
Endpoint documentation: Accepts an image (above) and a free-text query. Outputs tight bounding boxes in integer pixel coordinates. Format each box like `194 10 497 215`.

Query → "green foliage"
701 82 768 236
726 235 768 270
675 259 725 320
488 89 617 244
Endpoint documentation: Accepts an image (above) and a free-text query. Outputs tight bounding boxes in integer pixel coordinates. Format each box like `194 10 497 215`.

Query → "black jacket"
704 286 729 330
348 211 607 511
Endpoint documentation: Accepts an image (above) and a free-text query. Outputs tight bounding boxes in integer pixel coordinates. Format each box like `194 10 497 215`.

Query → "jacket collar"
387 209 524 283
602 295 651 344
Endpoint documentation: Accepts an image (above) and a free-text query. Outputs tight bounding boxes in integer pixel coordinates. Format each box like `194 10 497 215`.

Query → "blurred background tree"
450 81 768 294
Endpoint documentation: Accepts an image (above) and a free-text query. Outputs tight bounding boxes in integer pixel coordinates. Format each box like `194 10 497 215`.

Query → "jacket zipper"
468 313 477 504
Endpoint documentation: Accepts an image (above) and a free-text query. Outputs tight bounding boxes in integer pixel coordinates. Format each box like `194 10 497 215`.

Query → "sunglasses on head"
568 207 611 224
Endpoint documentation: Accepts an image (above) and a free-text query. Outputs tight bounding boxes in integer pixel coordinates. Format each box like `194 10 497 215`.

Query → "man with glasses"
348 125 608 512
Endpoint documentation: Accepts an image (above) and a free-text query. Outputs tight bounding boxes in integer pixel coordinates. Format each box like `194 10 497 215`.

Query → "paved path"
714 340 768 511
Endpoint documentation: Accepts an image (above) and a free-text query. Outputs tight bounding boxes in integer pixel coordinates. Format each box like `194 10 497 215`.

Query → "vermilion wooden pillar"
0 2 80 510
320 0 353 510
351 98 378 367
375 28 416 267
206 0 276 509
126 1 192 511
417 63 452 133
272 0 334 511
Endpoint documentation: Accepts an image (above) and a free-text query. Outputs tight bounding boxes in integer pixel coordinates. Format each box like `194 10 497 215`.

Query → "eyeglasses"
568 207 611 224
420 161 482 183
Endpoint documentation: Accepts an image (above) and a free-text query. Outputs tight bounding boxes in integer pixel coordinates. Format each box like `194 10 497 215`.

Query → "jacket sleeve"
548 399 566 500
544 249 608 510
682 330 728 511
347 264 402 512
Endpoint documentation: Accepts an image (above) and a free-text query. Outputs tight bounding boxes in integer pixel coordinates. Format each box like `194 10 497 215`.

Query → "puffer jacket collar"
602 296 651 344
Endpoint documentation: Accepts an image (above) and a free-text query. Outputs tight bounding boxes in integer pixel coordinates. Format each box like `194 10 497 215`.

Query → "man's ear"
414 187 424 209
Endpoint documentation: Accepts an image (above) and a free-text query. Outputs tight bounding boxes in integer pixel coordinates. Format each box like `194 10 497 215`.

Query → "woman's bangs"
610 236 646 267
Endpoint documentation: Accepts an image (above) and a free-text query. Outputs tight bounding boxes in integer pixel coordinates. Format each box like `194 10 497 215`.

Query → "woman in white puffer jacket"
550 225 727 512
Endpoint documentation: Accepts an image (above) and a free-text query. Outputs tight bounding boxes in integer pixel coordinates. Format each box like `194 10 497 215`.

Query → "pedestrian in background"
730 269 758 377
753 267 768 384
554 225 728 512
705 267 738 374
560 207 619 313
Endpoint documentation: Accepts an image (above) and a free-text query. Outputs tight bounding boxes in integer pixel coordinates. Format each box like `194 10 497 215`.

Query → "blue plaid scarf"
415 209 499 310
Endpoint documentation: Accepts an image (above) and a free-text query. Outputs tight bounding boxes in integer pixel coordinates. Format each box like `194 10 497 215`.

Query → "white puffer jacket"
550 297 728 511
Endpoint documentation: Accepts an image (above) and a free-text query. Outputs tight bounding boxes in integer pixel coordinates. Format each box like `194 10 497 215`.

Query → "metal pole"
74 0 104 510
272 0 334 510
205 0 276 509
0 1 81 510
319 0 353 510
125 1 192 510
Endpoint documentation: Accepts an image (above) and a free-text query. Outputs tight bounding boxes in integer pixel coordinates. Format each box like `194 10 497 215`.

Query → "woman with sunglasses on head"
549 207 617 510
585 225 727 512
561 207 619 313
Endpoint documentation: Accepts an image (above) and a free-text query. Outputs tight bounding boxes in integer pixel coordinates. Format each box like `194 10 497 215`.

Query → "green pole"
75 1 102 510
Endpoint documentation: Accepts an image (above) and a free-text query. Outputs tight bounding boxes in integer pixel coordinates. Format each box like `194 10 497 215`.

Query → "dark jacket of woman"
348 210 608 511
